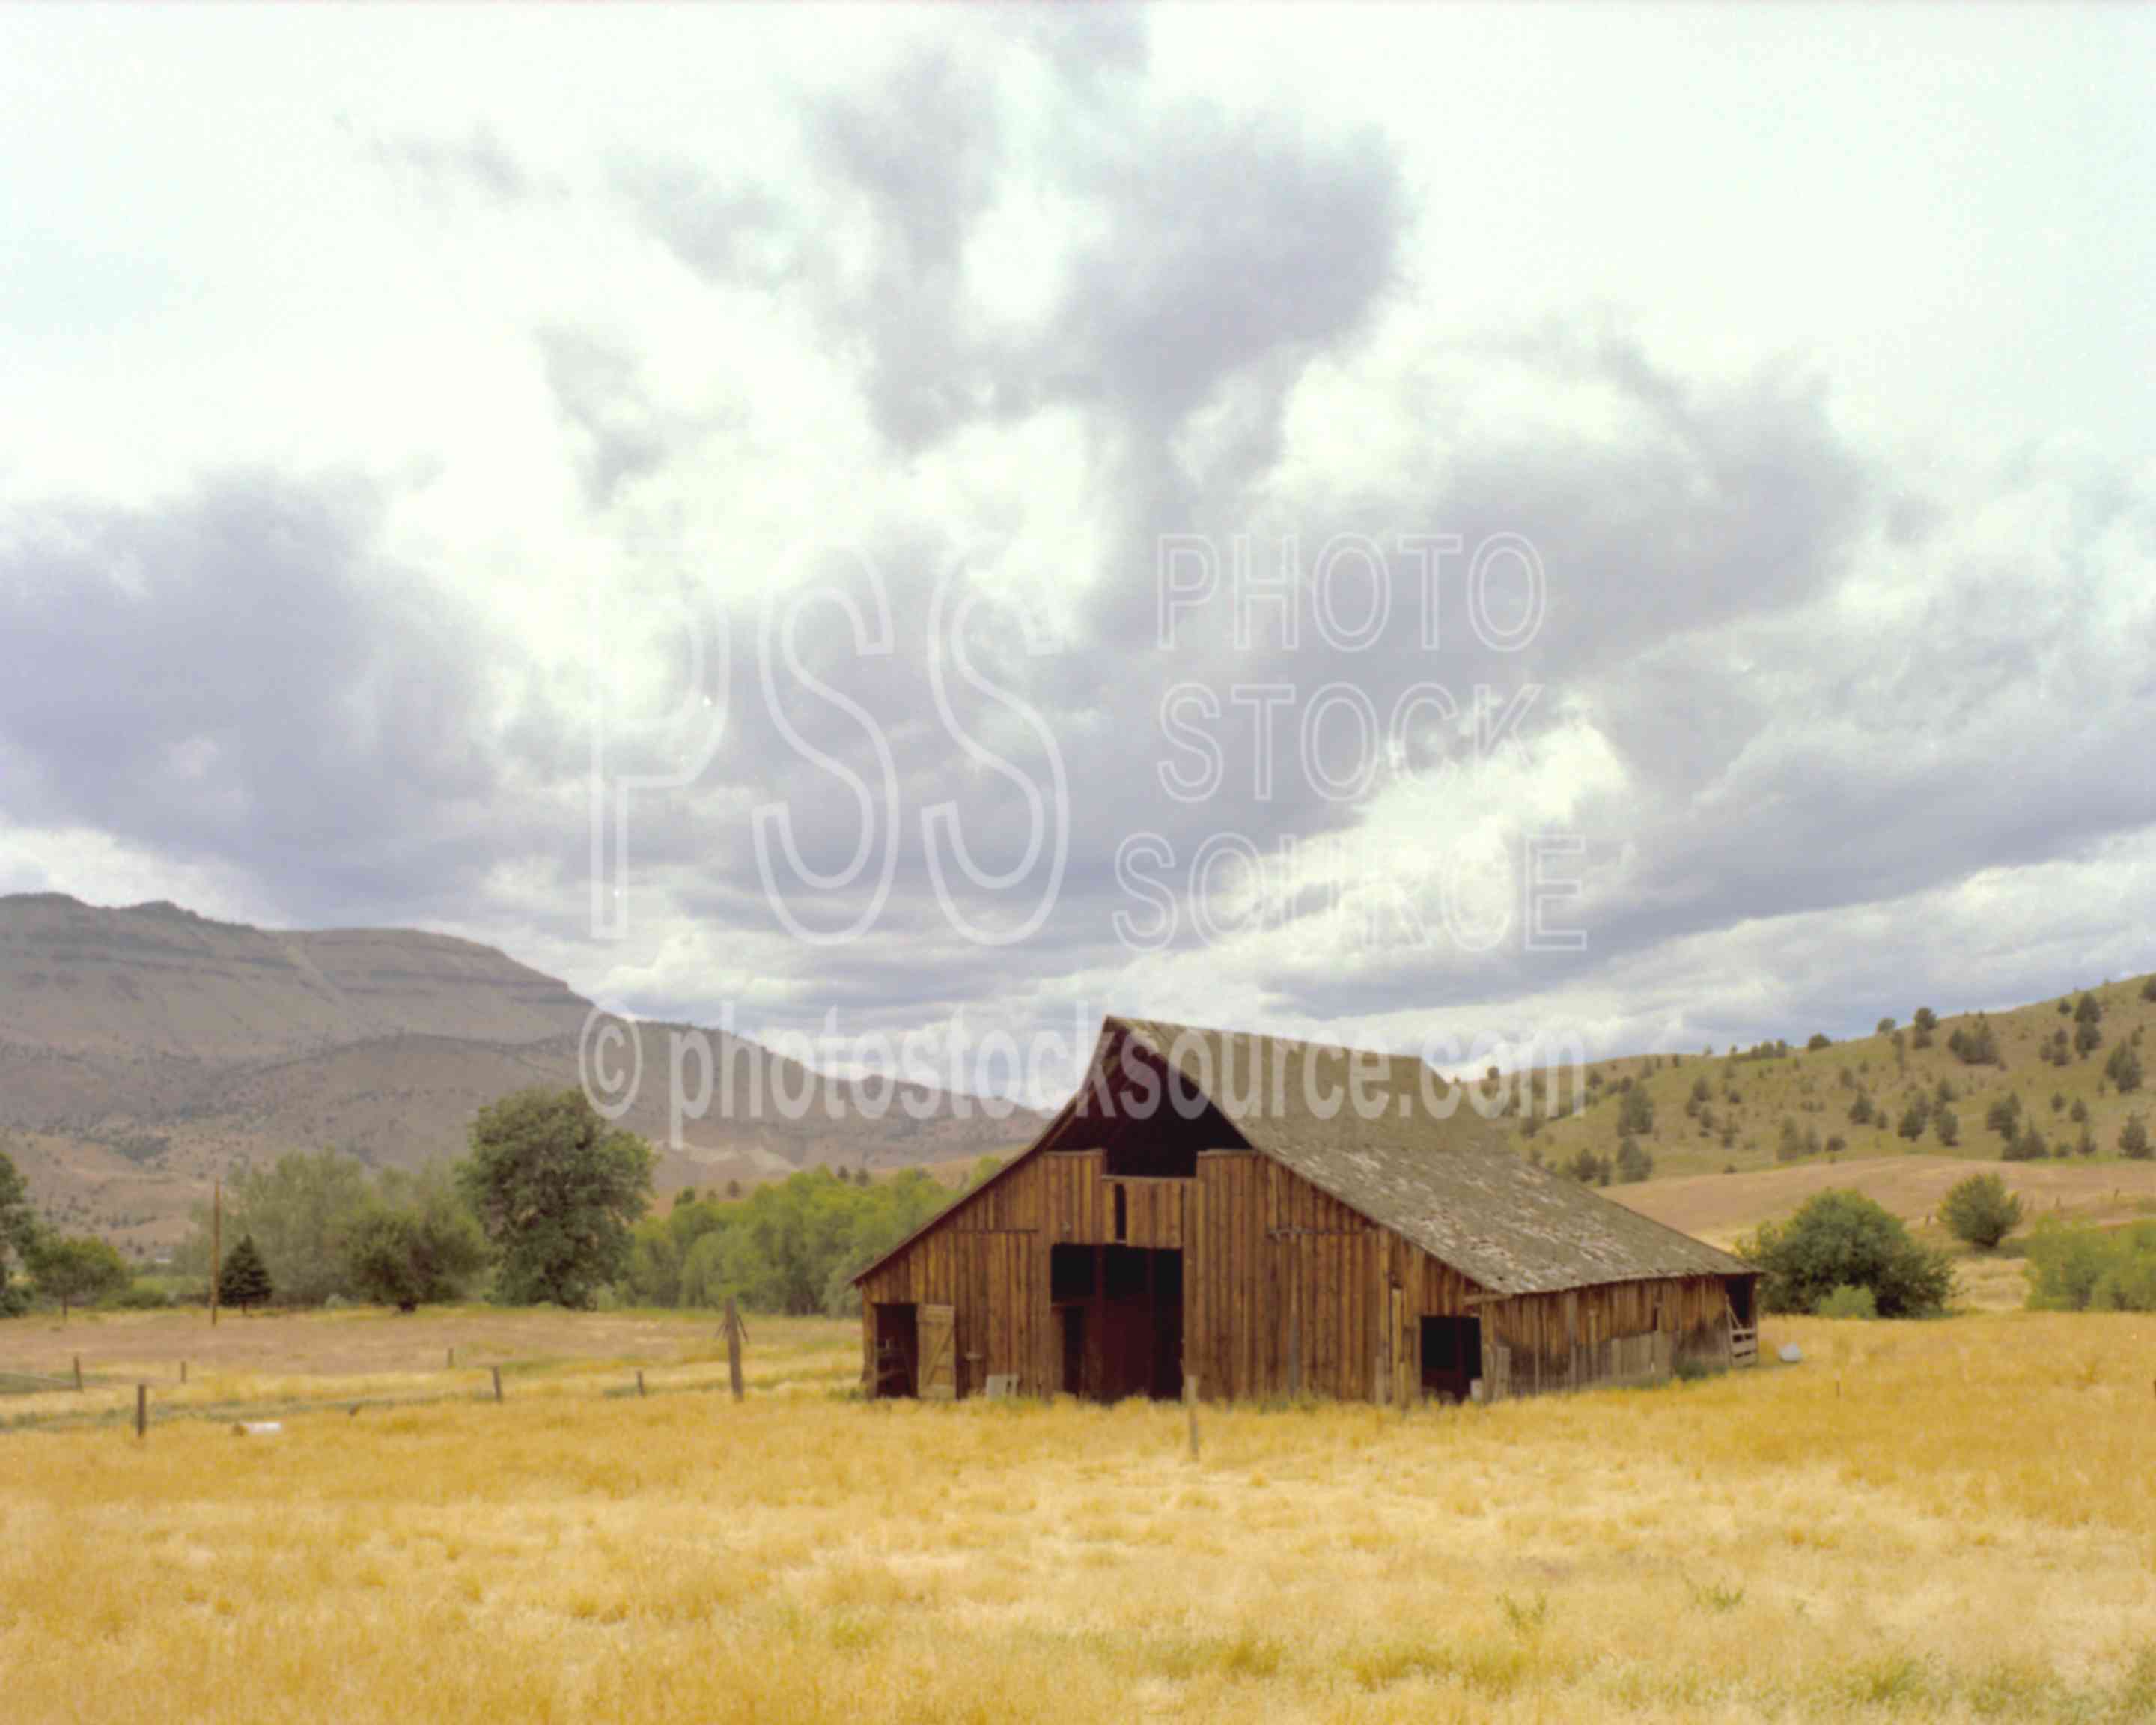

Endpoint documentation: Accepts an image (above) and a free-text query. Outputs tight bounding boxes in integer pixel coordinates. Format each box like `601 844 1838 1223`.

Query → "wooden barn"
856 1016 1760 1405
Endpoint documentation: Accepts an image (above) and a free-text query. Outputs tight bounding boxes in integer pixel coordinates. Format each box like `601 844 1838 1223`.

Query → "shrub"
1932 1107 1960 1148
1562 1147 1611 1186
1848 1093 1874 1126
2142 976 2156 1003
1947 1018 2000 1066
2074 1019 2102 1057
1738 1190 1955 1317
2122 1114 2151 1159
1985 1094 2021 1138
1806 1032 1831 1052
2104 1042 2142 1094
1614 1135 1654 1184
1940 1172 2021 1250
103 1280 171 1311
1816 1283 1878 1320
1617 1086 1654 1137
2074 991 2102 1026
1875 1017 1896 1035
2025 1220 2156 1312
2003 1122 2049 1163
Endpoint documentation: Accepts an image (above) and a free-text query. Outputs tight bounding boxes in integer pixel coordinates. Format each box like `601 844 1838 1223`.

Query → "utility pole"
209 1178 222 1328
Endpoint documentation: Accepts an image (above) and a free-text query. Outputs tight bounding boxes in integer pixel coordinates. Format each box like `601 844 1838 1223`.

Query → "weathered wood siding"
860 1149 1752 1403
1481 1274 1741 1399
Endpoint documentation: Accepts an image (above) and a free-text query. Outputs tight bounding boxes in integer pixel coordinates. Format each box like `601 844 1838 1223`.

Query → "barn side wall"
1479 1274 1741 1399
858 1149 1748 1404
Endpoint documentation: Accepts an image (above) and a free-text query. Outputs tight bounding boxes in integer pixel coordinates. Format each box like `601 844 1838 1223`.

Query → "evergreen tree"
218 1233 273 1312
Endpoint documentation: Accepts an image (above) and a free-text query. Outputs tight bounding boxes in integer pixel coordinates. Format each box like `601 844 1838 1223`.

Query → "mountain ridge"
0 893 1047 1253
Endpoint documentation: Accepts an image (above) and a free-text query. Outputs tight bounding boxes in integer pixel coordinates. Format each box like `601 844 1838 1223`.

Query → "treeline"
126 1088 991 1318
619 1159 997 1317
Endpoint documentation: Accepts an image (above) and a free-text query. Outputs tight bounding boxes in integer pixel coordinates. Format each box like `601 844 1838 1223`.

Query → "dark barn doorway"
1051 1244 1184 1402
871 1302 918 1399
1420 1315 1482 1402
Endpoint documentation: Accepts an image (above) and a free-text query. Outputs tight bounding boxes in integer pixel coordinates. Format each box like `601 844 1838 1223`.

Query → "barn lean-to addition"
856 1017 1761 1405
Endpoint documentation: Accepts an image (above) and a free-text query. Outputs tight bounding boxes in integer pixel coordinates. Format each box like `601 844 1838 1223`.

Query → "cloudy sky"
3 7 2152 1095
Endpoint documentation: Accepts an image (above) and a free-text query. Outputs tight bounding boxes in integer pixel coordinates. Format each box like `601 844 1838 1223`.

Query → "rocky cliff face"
0 895 1042 1254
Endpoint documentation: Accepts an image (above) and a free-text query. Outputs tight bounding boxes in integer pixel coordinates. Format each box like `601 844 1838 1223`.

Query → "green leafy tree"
1738 1190 1955 1317
180 1149 373 1306
457 1088 655 1309
0 1149 38 1316
28 1233 131 1318
342 1169 487 1312
1910 1008 1937 1050
1806 1032 1832 1052
1875 1017 1896 1035
1940 1172 2022 1250
217 1233 274 1312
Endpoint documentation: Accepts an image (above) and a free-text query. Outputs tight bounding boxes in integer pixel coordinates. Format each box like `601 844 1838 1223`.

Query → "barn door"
919 1303 957 1401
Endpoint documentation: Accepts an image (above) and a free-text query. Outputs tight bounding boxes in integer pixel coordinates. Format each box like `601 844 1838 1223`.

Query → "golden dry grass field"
4 1308 2155 1724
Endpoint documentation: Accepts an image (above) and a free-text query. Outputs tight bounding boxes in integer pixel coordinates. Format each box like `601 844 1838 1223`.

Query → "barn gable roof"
853 1015 1750 1297
1108 1017 1750 1297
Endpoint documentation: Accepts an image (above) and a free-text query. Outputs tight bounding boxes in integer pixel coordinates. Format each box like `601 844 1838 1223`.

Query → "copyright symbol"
579 1006 643 1121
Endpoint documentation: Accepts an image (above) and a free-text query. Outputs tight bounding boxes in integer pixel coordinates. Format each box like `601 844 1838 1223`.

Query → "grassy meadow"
4 1306 2155 1723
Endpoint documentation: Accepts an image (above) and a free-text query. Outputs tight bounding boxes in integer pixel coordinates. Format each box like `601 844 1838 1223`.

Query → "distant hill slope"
1508 972 2156 1190
0 895 1045 1254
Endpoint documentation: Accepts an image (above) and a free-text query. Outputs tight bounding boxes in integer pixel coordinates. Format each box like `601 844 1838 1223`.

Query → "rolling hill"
0 895 1046 1255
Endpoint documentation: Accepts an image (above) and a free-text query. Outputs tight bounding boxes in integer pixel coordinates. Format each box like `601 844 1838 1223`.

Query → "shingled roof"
1102 1017 1748 1297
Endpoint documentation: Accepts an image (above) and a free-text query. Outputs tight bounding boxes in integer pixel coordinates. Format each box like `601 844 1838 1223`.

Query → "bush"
1738 1190 1955 1317
1875 1017 1896 1035
103 1281 171 1311
2025 1220 2156 1312
2141 976 2156 1003
1806 1032 1832 1052
1985 1094 2022 1138
1816 1283 1878 1320
1932 1107 1960 1149
1940 1172 2022 1250
2104 1042 2142 1094
2003 1122 2049 1163
1616 1086 1654 1136
2122 1114 2151 1160
1614 1136 1654 1184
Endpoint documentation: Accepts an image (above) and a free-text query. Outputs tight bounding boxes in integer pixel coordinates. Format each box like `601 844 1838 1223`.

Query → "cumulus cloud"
1 7 2151 1078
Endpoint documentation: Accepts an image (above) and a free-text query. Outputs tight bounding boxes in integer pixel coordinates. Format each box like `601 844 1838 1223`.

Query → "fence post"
490 1366 503 1404
1184 1374 1200 1461
636 1369 646 1399
73 1355 83 1393
725 1297 745 1403
446 1346 455 1370
135 1383 147 1440
180 1360 187 1384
